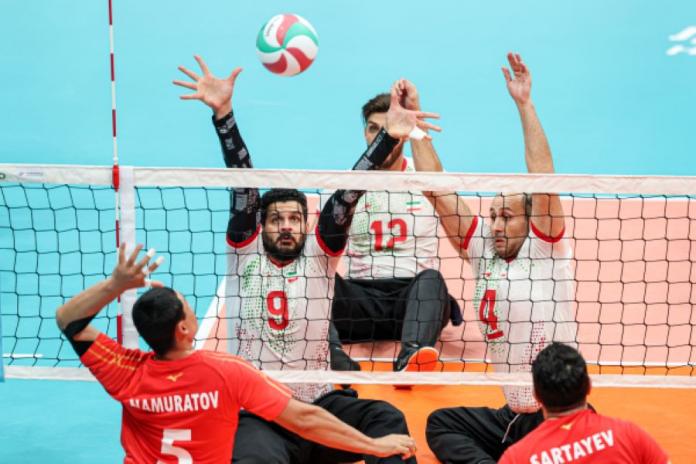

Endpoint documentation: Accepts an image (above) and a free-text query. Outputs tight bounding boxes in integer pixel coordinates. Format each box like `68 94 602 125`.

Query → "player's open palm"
503 52 531 105
174 55 242 116
372 434 417 459
385 82 441 141
111 243 163 291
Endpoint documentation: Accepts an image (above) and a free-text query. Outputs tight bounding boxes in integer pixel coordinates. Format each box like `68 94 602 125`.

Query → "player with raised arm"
418 53 578 463
499 343 669 464
174 55 439 463
329 82 462 374
55 244 417 463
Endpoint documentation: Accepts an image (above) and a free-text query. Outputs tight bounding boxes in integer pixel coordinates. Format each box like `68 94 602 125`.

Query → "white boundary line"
2 164 696 195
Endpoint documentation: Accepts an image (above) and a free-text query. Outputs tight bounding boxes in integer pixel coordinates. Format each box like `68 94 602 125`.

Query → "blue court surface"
1 1 695 462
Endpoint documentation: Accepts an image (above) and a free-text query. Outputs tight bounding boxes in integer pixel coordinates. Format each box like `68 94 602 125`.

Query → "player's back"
501 409 669 464
83 335 290 463
118 351 241 463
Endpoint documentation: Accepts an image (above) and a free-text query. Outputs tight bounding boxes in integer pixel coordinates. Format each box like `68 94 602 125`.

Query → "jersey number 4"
158 429 192 464
478 289 504 340
370 219 407 251
266 290 289 330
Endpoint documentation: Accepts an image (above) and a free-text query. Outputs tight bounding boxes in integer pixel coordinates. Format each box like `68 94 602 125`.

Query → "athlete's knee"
367 401 409 430
426 407 451 432
416 268 445 285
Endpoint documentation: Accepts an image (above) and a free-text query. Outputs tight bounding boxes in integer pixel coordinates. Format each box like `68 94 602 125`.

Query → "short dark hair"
362 93 390 125
532 343 590 413
132 287 185 357
260 189 308 224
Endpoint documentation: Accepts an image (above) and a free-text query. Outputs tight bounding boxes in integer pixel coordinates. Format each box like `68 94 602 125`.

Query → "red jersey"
81 333 292 463
499 409 668 464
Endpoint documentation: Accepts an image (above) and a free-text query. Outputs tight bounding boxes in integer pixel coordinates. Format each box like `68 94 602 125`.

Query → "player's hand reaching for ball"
502 52 532 107
371 434 417 459
386 80 440 141
174 55 243 120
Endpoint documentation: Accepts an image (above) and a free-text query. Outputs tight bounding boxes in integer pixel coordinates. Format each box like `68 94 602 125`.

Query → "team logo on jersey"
286 270 299 283
667 26 696 56
166 372 184 382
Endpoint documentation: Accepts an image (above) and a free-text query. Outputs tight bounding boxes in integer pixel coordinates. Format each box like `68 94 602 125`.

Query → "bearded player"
174 55 440 463
56 244 417 463
416 53 578 463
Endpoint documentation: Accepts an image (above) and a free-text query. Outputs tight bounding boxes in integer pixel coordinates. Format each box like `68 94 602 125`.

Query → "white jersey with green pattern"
225 227 340 403
464 216 578 413
343 157 439 279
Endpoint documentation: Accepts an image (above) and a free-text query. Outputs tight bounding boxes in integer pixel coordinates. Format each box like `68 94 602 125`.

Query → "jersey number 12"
370 219 407 251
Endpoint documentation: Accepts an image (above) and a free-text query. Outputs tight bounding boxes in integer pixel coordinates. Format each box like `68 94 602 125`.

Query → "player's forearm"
411 138 443 173
287 405 383 456
351 128 399 171
56 278 122 330
317 189 363 253
213 111 261 243
517 101 554 174
213 111 253 170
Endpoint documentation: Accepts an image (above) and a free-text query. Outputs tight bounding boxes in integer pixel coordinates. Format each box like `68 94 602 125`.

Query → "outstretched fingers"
194 55 210 76
228 67 243 84
126 244 144 267
177 65 199 82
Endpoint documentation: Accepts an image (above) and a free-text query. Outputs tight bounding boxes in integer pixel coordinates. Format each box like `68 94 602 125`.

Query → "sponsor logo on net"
667 26 696 56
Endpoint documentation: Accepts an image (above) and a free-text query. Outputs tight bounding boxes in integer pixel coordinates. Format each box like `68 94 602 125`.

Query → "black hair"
532 342 590 413
361 93 391 125
260 189 308 224
132 287 185 357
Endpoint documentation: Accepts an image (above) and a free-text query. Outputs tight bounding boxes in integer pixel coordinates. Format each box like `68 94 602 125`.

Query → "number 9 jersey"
225 225 341 403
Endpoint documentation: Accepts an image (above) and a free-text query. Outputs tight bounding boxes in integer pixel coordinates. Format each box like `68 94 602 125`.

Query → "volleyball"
256 13 319 77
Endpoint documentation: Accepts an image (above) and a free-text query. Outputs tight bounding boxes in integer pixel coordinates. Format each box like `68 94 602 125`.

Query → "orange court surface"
352 370 696 463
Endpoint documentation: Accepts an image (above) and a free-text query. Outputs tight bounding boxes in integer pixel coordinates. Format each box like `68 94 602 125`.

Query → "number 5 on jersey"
158 429 192 464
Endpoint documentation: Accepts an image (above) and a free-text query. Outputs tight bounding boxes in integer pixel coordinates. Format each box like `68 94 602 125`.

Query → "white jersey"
225 226 339 403
465 216 578 413
343 157 439 278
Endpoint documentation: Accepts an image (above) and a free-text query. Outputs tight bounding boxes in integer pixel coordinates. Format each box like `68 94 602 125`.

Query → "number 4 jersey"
464 216 578 412
225 225 340 402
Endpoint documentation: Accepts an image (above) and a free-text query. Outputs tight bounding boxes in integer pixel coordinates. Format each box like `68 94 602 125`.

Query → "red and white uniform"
464 217 578 412
343 157 440 279
225 227 341 402
499 409 669 464
82 333 291 464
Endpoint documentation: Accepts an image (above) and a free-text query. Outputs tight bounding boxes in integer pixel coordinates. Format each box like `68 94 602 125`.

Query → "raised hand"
395 78 421 111
111 243 164 291
502 52 532 106
371 434 417 459
173 55 242 119
386 81 440 141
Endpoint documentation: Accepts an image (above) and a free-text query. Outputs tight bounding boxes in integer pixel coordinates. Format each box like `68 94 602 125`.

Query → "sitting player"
56 243 417 463
330 82 462 373
500 343 669 464
174 55 439 463
419 53 578 462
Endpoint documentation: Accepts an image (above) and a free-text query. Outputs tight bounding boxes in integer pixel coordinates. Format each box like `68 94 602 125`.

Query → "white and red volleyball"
256 14 319 77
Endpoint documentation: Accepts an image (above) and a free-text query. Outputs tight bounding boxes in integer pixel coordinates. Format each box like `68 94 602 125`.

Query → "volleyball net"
1 163 694 388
